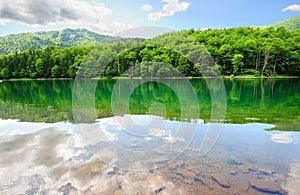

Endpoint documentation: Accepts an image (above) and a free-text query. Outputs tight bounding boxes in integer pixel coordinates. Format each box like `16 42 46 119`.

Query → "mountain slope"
0 28 120 55
271 16 300 30
1 16 299 56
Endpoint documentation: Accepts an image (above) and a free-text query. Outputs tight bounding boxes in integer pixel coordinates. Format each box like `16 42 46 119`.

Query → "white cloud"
162 0 190 15
148 11 169 21
0 18 9 25
282 4 300 12
148 0 190 21
141 4 153 12
0 0 112 25
0 0 135 35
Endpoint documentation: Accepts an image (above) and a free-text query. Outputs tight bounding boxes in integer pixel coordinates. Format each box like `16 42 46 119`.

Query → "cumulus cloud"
148 11 169 21
282 4 300 12
148 0 190 21
0 0 112 25
0 0 135 34
141 4 153 12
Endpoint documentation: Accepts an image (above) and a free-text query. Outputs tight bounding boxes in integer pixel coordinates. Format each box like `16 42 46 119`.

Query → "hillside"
0 28 122 55
1 16 299 56
271 16 300 30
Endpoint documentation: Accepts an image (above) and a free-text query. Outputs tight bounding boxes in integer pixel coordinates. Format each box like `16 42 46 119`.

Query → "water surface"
0 78 299 194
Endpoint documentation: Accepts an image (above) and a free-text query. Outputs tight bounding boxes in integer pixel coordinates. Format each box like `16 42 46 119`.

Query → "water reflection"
270 132 294 144
0 79 299 131
285 161 300 195
77 115 197 171
0 116 299 194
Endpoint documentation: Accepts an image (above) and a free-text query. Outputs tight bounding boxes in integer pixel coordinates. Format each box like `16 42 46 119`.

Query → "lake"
0 78 299 194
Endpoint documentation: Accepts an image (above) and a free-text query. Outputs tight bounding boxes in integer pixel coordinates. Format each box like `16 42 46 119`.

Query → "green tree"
232 54 244 75
51 65 60 78
35 58 44 77
0 67 10 78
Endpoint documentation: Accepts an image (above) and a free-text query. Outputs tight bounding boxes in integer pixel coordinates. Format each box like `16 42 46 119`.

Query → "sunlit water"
0 79 299 194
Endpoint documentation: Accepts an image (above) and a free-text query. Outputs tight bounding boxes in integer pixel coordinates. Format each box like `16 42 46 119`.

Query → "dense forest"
0 28 128 55
0 26 299 79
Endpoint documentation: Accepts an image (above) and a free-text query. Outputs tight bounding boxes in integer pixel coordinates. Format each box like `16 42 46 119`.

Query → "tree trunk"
273 53 280 76
117 58 120 74
256 47 261 72
261 47 271 76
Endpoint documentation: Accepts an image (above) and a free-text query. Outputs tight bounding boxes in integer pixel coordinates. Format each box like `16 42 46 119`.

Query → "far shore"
223 75 299 79
0 75 299 82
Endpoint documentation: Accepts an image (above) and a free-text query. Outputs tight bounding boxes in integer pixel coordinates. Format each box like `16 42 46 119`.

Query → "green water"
0 78 299 131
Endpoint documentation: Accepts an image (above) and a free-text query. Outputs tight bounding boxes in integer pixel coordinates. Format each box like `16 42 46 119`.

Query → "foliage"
0 27 299 79
232 54 244 75
0 28 130 55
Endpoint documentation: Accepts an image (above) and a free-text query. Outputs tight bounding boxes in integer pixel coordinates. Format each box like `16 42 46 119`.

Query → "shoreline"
223 75 299 79
0 75 299 82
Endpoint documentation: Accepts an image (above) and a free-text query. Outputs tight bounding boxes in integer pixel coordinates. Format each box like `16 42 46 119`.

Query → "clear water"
0 78 299 194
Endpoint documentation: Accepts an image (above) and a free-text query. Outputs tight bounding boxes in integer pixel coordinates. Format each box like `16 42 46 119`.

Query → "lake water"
0 78 299 194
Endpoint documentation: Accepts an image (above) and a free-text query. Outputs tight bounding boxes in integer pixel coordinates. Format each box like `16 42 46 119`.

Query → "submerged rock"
193 177 206 185
168 163 178 170
211 174 231 188
176 169 198 181
250 179 287 195
58 183 78 195
238 166 250 174
114 189 125 195
152 157 170 165
230 170 238 176
154 186 166 194
227 158 243 165
258 168 275 176
168 160 185 170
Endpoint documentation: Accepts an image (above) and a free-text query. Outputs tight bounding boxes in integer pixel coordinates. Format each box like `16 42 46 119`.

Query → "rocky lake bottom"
0 117 299 194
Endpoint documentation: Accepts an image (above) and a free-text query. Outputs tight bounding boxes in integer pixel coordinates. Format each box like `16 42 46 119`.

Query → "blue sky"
0 0 299 36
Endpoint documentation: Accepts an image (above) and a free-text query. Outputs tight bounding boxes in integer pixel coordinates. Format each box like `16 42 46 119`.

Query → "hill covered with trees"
1 16 299 57
0 28 124 55
271 16 300 30
0 26 299 79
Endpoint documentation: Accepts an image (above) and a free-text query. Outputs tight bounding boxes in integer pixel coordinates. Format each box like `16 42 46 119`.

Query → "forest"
0 26 299 79
0 28 124 55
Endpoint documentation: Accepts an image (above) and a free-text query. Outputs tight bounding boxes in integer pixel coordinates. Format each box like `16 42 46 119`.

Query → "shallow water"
0 117 299 194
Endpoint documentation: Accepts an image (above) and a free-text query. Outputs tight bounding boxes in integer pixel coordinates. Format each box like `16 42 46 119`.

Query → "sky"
0 0 299 36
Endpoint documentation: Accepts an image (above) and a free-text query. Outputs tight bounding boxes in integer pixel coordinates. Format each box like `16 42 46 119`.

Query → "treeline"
0 46 93 78
0 27 299 79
